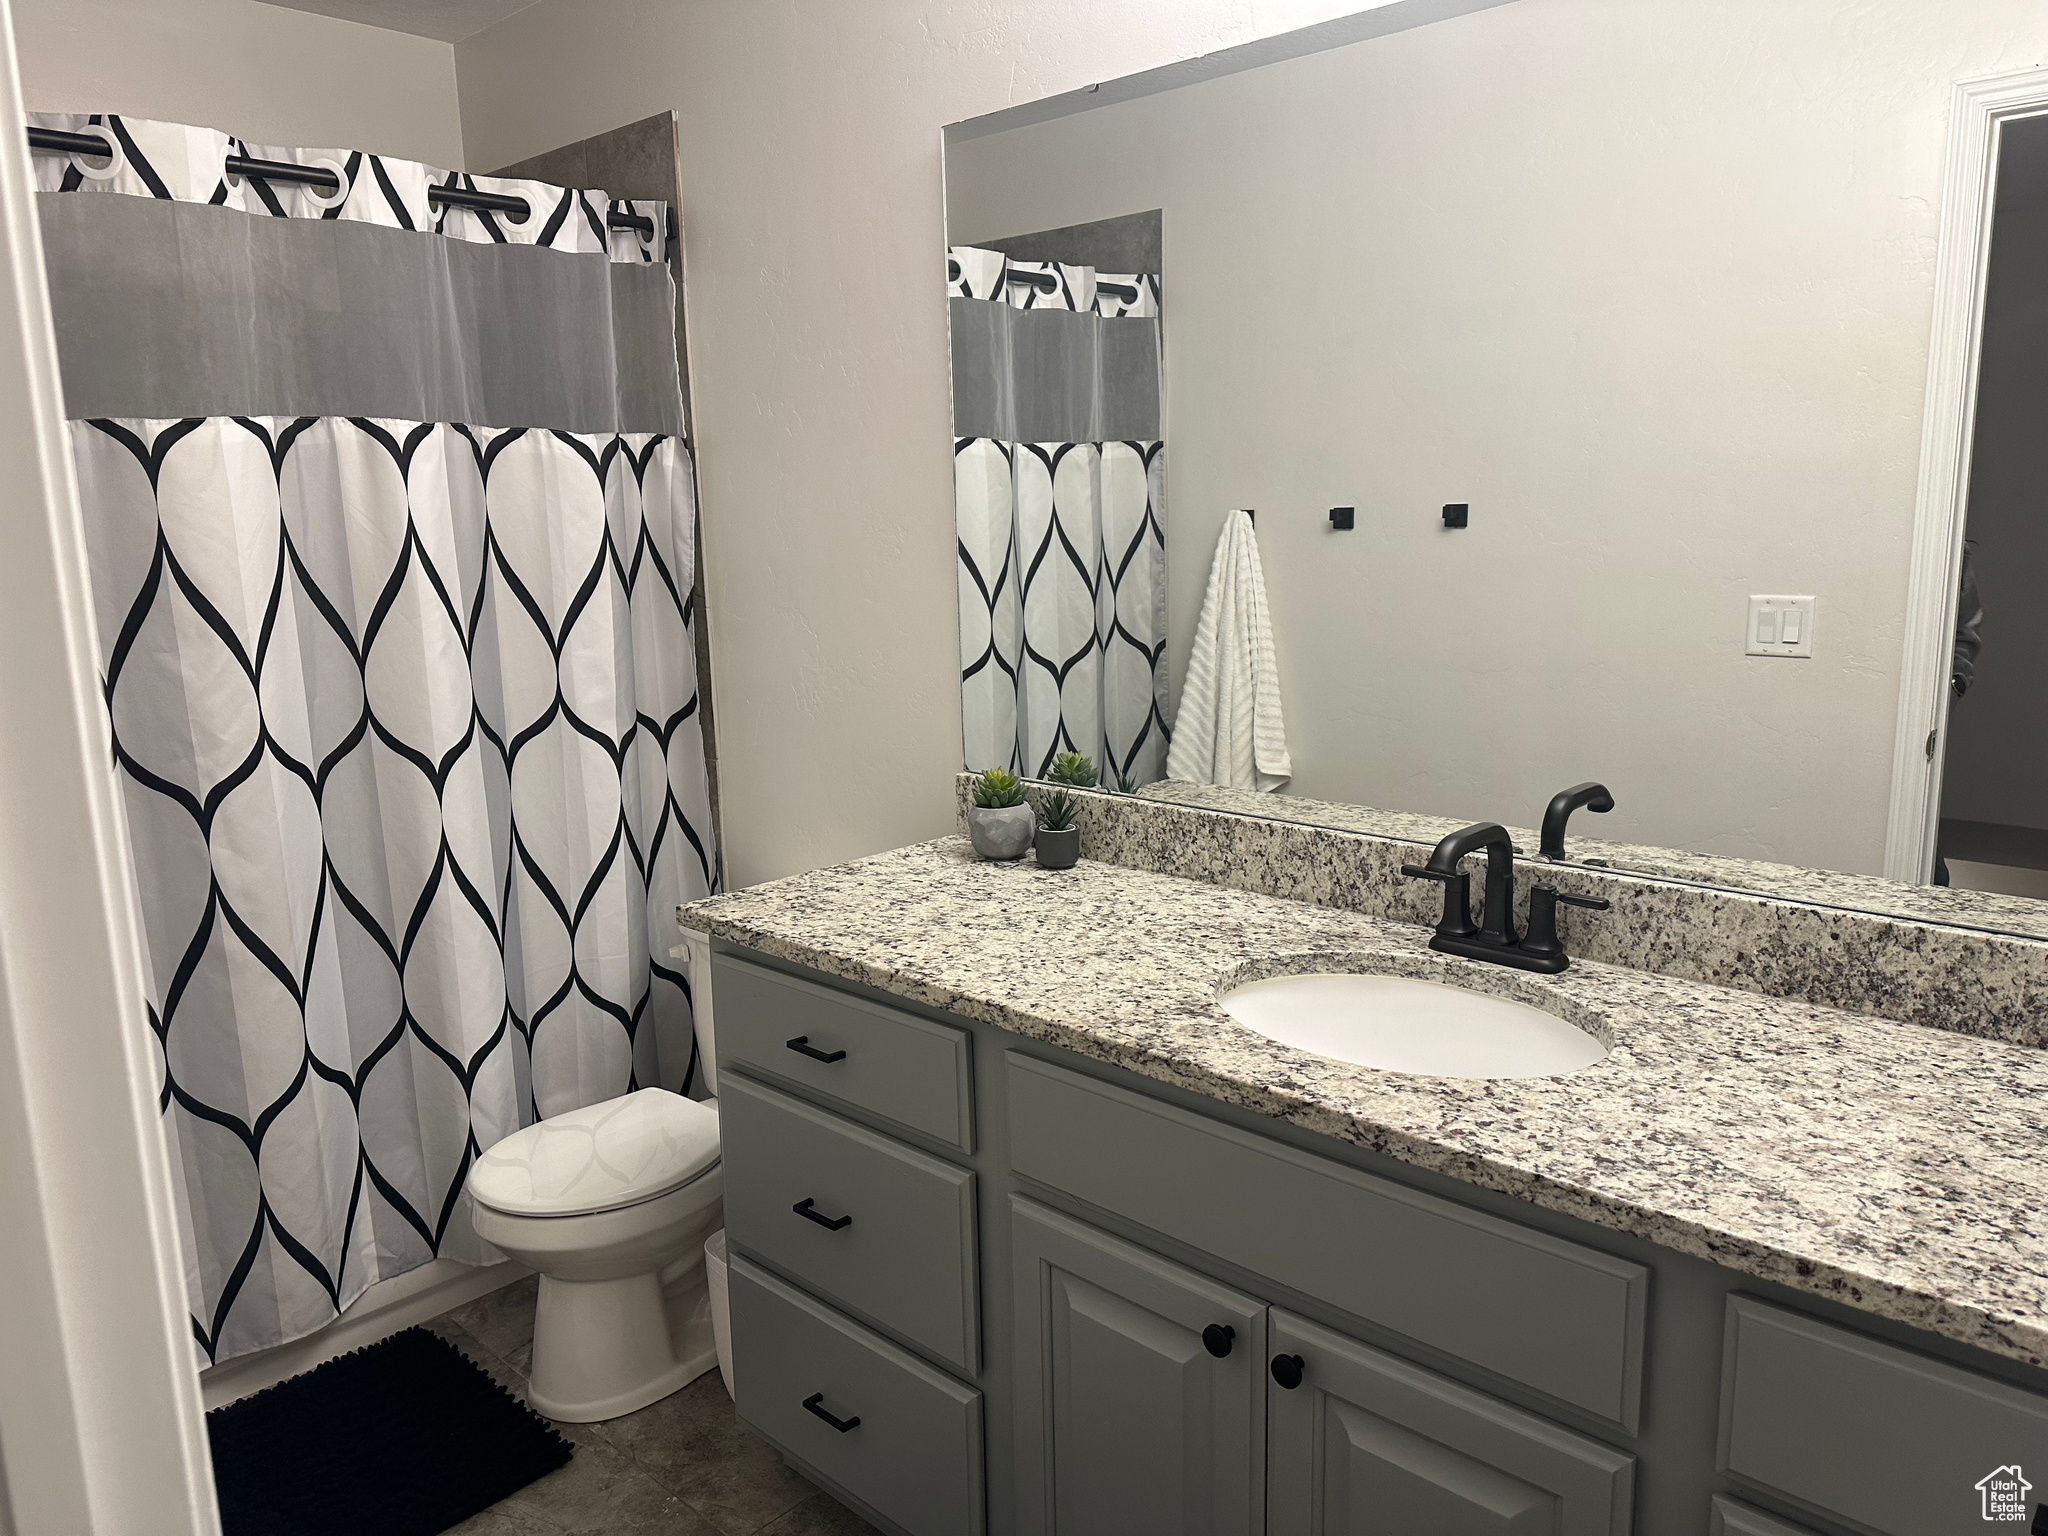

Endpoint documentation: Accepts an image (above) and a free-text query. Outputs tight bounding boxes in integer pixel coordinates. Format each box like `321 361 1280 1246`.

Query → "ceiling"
253 0 541 43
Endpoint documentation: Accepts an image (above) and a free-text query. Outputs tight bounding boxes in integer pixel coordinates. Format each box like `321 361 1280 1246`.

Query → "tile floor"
431 1276 880 1536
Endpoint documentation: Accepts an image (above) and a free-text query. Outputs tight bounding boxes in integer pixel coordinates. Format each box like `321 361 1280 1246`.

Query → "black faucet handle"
1520 883 1609 969
1401 864 1478 939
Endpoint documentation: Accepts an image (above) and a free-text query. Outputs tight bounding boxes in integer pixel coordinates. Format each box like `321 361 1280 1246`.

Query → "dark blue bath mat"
207 1326 573 1536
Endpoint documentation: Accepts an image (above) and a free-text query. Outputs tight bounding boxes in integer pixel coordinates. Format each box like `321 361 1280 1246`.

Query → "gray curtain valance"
39 195 684 433
947 245 1161 443
949 297 1160 443
31 111 681 435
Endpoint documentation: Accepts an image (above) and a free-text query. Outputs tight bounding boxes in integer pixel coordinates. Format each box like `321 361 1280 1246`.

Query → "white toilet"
468 1067 723 1421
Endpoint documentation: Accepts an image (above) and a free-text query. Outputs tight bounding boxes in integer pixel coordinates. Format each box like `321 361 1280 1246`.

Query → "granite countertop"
683 838 2048 1368
1137 778 2048 941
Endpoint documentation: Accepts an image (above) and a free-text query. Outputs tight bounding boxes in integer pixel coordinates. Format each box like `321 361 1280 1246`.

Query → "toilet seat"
470 1088 721 1218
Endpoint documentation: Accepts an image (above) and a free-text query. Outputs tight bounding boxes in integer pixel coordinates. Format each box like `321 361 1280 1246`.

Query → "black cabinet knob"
1202 1324 1235 1358
1270 1353 1305 1390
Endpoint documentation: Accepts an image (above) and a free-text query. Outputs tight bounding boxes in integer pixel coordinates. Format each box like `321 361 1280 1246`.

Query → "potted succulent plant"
1047 751 1099 788
1034 788 1080 869
968 768 1034 860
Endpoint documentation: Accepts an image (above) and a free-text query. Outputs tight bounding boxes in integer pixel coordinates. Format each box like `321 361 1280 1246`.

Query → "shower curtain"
949 245 1168 786
31 113 718 1365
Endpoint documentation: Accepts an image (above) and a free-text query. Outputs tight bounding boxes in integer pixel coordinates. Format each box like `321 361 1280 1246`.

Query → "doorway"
1933 111 2048 897
1888 70 2048 887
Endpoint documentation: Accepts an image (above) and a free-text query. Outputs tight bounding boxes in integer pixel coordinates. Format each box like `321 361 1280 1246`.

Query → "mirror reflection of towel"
1167 509 1292 792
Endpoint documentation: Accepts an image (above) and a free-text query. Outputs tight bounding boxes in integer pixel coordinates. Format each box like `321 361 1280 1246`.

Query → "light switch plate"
1746 594 1815 658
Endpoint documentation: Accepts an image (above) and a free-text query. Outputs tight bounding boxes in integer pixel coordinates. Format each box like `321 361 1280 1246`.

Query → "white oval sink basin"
1219 972 1607 1080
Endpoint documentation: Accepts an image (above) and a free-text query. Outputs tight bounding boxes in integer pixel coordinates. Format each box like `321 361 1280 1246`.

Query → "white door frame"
1885 67 2048 883
0 1 219 1530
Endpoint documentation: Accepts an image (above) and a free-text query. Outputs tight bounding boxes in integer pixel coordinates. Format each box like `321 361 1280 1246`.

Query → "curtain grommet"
300 155 352 211
69 128 126 182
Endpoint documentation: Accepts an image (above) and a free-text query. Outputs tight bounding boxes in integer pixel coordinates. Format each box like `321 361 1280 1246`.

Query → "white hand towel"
1166 509 1292 792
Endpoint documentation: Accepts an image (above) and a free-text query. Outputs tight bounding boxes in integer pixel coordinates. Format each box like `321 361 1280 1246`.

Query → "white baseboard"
200 1258 530 1410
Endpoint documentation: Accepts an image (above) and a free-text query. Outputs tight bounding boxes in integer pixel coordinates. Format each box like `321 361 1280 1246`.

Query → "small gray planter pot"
1034 827 1080 870
967 804 1035 860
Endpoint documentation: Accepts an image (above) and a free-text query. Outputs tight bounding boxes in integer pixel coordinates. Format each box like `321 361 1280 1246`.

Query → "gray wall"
973 209 1162 274
947 0 2048 875
1941 113 2048 835
13 0 464 167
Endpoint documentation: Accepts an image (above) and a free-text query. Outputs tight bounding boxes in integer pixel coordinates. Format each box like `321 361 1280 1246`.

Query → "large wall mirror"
942 0 2048 936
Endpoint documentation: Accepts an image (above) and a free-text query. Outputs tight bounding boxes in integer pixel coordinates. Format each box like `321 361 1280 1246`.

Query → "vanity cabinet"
711 949 2048 1536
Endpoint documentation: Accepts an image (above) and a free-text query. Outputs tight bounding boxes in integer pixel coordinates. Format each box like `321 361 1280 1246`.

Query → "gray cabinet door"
1267 1309 1634 1536
1011 1196 1266 1536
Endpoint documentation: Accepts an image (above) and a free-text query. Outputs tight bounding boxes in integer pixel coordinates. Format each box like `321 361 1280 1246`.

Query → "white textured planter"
968 804 1035 860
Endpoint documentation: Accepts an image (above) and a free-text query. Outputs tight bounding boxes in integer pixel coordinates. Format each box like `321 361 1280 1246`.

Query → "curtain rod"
26 126 659 238
1008 269 1141 303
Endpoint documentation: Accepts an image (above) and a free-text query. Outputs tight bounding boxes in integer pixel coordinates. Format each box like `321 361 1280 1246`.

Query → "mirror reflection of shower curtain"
31 113 717 1364
949 245 1168 785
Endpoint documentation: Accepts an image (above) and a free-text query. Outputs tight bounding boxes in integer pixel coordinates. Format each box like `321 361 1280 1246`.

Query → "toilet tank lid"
468 1089 720 1218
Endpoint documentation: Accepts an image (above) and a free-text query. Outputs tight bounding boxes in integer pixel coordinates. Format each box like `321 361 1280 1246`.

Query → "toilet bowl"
468 1088 723 1422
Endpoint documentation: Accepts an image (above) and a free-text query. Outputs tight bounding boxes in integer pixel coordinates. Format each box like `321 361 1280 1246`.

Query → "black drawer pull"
792 1197 852 1232
1202 1324 1235 1359
1271 1353 1305 1390
786 1035 846 1063
802 1392 861 1432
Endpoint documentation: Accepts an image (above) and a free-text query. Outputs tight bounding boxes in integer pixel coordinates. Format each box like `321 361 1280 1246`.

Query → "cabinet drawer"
722 1071 979 1374
1006 1053 1647 1430
715 954 974 1152
729 1254 985 1536
1719 1296 2048 1535
1709 1497 1821 1536
1268 1308 1634 1535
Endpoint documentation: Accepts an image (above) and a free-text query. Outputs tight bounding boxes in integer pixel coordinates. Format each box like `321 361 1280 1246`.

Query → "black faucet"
1402 821 1609 974
1539 781 1614 860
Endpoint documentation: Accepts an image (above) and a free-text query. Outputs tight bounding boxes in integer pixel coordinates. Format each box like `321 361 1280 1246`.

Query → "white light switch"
1746 595 1815 658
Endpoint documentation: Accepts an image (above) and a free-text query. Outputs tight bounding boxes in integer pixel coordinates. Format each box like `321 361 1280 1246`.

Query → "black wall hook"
1443 503 1469 528
1329 507 1355 530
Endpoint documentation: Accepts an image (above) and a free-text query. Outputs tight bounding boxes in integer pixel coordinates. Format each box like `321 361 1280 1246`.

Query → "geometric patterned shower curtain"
949 245 1169 786
35 113 717 1364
